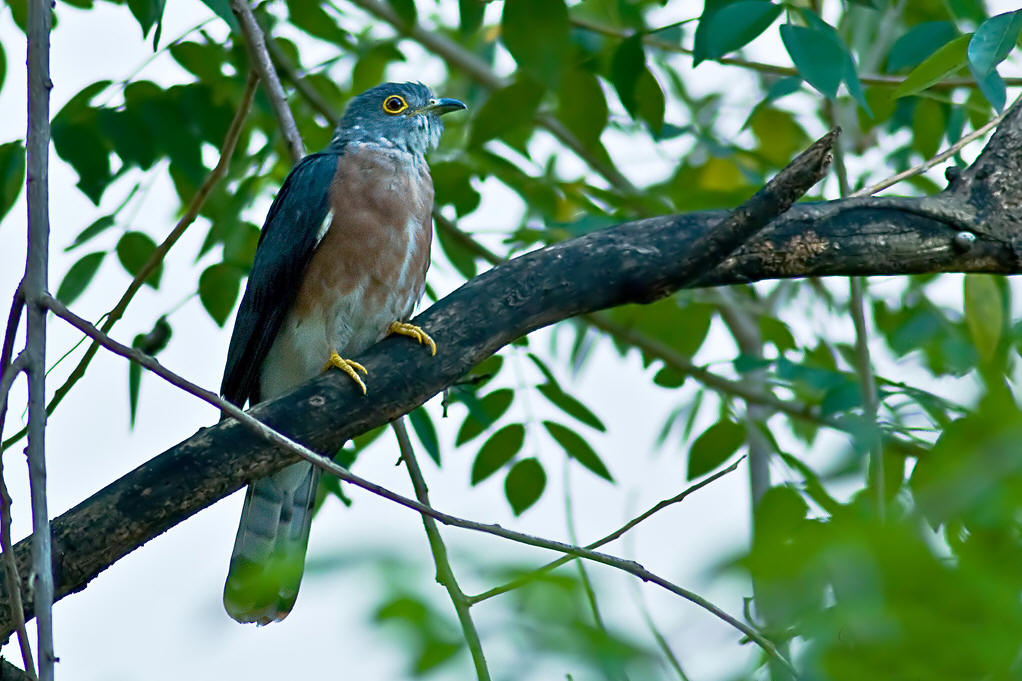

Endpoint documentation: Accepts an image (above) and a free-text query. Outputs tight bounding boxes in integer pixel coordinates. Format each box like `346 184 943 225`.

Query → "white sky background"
0 1 1020 680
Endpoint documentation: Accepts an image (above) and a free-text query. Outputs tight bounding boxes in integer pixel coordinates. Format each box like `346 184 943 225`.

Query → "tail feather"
223 461 320 624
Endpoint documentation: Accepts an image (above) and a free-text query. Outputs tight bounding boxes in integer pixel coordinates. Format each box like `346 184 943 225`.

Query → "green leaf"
471 423 525 484
352 43 406 95
288 0 352 46
912 98 946 158
820 380 863 417
66 215 115 251
386 0 416 26
635 70 666 133
52 82 114 204
697 1 782 62
780 24 847 99
197 0 238 31
435 219 477 279
610 34 645 117
536 384 605 432
170 41 227 83
557 69 608 147
116 231 162 288
968 11 1022 78
198 262 242 326
126 0 165 41
964 274 1003 362
687 420 745 480
469 77 544 148
128 358 141 427
408 407 441 465
129 317 171 427
459 0 485 34
892 34 970 99
544 421 613 481
504 457 546 515
887 21 958 72
456 388 514 445
501 0 569 88
0 43 6 93
975 68 1006 112
0 141 24 221
56 251 105 306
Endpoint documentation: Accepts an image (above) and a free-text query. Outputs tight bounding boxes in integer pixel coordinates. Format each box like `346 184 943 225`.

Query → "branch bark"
1 100 1021 647
24 0 53 678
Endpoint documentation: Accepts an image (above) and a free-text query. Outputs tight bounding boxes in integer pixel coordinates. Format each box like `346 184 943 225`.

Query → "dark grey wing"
220 152 340 408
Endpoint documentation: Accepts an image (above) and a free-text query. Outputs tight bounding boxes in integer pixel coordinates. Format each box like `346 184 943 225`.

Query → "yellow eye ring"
382 95 408 114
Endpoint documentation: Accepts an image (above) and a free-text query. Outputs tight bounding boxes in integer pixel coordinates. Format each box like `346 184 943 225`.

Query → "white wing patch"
314 209 334 248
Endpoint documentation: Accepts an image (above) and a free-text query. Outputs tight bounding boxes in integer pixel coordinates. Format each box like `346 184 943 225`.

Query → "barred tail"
223 461 320 624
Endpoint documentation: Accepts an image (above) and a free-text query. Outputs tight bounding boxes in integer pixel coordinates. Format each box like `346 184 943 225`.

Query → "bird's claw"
388 321 437 356
324 351 368 395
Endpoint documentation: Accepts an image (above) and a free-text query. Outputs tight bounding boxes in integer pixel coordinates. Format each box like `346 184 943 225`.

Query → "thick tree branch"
0 130 834 655
0 100 1021 660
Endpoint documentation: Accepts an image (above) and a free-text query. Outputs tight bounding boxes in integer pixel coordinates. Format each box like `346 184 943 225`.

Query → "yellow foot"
323 351 368 395
388 321 437 356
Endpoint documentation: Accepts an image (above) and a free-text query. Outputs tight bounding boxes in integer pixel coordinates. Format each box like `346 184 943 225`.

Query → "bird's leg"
324 351 368 395
387 321 437 356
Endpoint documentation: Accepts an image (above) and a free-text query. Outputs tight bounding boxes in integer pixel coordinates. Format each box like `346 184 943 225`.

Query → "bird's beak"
423 97 467 115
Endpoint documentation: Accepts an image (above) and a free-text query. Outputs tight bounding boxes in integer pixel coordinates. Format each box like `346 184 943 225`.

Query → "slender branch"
468 457 744 604
1 72 259 453
25 0 54 677
264 38 340 124
230 0 304 164
393 419 491 681
569 16 1022 91
562 461 615 665
0 419 36 680
851 104 1012 198
626 553 690 681
38 293 793 673
0 284 24 446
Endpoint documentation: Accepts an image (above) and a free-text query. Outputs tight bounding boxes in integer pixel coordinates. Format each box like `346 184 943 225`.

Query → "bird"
219 82 466 624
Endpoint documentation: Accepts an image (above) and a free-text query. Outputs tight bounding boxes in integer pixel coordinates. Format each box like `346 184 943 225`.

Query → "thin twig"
230 0 304 164
0 283 25 444
562 460 626 680
39 293 793 674
25 0 54 677
264 37 340 124
0 400 37 680
569 16 1022 91
1 72 259 454
393 418 491 681
851 105 1011 198
468 457 745 604
627 567 690 681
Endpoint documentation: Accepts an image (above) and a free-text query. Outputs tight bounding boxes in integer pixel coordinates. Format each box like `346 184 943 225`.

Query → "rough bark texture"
1 103 1021 641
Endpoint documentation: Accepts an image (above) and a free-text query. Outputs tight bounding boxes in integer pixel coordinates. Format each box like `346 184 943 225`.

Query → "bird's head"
331 82 466 155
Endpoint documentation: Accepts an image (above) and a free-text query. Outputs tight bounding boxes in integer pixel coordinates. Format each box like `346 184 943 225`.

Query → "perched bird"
219 82 466 624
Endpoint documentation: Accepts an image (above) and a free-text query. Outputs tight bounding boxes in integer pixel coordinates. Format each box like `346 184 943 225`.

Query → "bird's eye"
382 95 408 114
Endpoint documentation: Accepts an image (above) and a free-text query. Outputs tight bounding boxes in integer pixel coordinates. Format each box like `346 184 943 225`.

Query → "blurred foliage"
5 0 1022 678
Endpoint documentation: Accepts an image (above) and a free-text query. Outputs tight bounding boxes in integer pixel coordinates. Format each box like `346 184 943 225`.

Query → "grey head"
329 82 466 156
